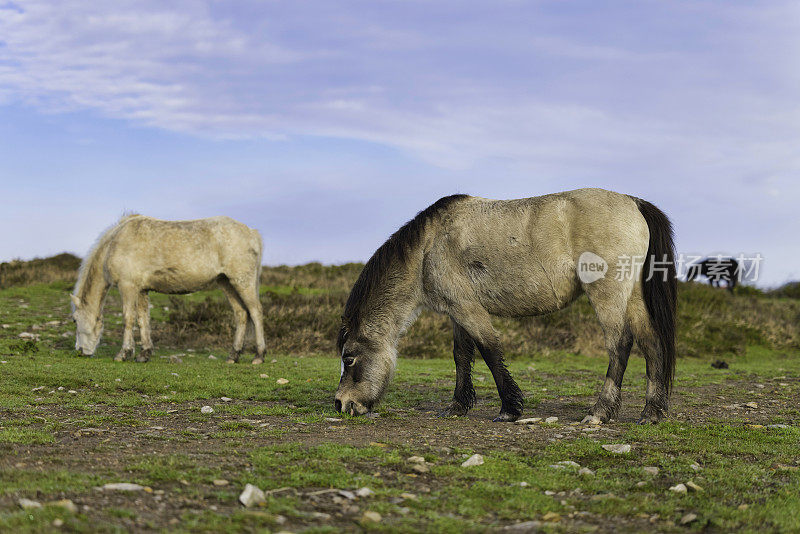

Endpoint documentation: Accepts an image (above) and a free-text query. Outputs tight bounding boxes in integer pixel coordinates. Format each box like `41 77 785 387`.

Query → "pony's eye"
343 355 356 367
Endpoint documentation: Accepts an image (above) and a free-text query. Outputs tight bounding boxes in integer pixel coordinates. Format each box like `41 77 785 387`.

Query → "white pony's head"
71 294 102 356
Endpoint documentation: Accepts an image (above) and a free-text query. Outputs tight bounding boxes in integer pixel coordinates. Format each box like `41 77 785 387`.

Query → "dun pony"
335 188 676 424
71 215 266 363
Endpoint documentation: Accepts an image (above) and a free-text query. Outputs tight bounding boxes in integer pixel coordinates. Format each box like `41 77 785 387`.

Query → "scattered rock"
542 511 561 522
18 498 42 510
325 417 342 422
400 492 418 500
52 519 64 527
519 481 529 486
745 401 758 408
220 397 232 402
738 504 749 510
169 354 183 364
578 467 595 476
412 464 430 473
201 406 214 414
361 511 382 522
338 489 356 500
239 484 265 507
271 359 278 363
276 378 289 385
602 443 631 454
213 479 229 486
544 416 558 424
768 424 789 429
711 360 728 369
690 463 702 471
505 521 543 531
259 373 268 378
514 417 542 425
208 354 217 360
49 499 77 513
461 454 484 467
686 481 703 492
681 513 698 525
557 460 580 467
407 456 426 464
102 482 146 491
643 466 659 475
356 487 374 498
669 483 687 494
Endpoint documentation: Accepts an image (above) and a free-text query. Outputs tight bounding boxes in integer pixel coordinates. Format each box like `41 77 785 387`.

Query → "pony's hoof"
438 402 469 418
582 415 603 425
135 355 150 363
638 405 666 424
251 357 264 365
493 412 520 422
113 354 125 362
114 350 132 362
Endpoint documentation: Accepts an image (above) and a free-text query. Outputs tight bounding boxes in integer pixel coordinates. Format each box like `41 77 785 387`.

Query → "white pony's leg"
136 291 153 362
115 283 138 362
229 276 266 365
220 280 248 363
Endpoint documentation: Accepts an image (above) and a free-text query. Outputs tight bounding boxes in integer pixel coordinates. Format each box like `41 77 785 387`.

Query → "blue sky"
1 1 798 286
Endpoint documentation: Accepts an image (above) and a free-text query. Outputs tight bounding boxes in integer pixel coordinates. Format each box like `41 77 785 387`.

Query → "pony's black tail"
633 197 677 394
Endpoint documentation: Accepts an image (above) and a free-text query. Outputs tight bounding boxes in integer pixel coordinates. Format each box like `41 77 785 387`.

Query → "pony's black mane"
338 194 469 352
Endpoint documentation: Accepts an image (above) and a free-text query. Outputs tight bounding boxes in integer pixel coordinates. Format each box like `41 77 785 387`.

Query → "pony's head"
71 294 102 356
334 323 396 416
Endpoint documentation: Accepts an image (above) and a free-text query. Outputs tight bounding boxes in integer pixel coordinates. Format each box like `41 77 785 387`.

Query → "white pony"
71 215 266 364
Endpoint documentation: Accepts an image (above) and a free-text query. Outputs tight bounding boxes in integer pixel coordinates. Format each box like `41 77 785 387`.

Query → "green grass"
1 275 799 531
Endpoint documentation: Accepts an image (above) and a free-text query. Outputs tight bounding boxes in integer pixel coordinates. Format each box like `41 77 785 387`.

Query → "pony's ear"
70 294 81 308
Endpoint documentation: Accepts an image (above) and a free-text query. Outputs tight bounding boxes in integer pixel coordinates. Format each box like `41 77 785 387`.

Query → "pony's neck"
76 245 110 316
361 251 425 348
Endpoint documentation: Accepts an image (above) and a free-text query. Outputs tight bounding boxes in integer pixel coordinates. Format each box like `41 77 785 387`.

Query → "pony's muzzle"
334 393 369 416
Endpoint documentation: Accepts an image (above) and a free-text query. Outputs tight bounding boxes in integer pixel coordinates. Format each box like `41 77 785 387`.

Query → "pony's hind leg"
438 320 476 417
219 279 248 363
228 276 266 364
449 304 523 422
114 283 138 362
584 283 634 424
629 297 669 424
136 291 153 362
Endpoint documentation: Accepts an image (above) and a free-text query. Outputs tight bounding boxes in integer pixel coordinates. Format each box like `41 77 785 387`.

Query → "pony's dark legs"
438 321 476 417
586 329 633 423
448 304 523 422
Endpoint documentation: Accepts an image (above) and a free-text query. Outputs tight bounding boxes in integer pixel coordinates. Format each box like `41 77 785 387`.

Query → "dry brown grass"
5 254 799 359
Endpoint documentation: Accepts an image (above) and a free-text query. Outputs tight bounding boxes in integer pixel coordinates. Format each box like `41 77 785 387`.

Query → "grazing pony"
71 215 266 363
335 188 677 424
686 257 739 293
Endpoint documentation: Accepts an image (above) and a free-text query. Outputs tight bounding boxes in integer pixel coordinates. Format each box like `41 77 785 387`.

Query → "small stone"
276 378 289 385
578 467 595 476
361 511 382 522
557 460 580 467
49 499 77 513
544 490 556 496
690 463 702 471
271 359 277 363
212 479 229 486
514 417 542 425
636 481 647 487
259 373 268 378
68 390 77 394
338 489 356 500
220 397 232 402
519 481 529 486
169 354 183 364
545 416 558 423
53 519 64 527
745 402 758 408
356 487 374 498
461 454 484 467
506 521 543 531
407 456 426 464
102 482 146 491
325 417 342 422
412 463 430 473
542 511 561 522
680 513 698 525
643 466 659 475
400 492 418 500
669 483 687 494
208 354 217 360
602 443 631 454
686 481 703 492
239 483 265 507
18 498 42 510
768 424 789 429
201 406 214 414
738 504 748 510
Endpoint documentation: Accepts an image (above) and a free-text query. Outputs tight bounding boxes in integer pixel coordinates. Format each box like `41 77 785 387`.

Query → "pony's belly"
146 271 218 294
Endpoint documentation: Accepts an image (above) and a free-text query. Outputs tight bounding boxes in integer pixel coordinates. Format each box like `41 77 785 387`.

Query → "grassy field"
0 257 799 532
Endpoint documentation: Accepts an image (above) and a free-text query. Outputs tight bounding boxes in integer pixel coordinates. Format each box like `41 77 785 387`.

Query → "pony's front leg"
136 292 153 363
438 321 476 417
114 285 137 362
451 305 523 422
